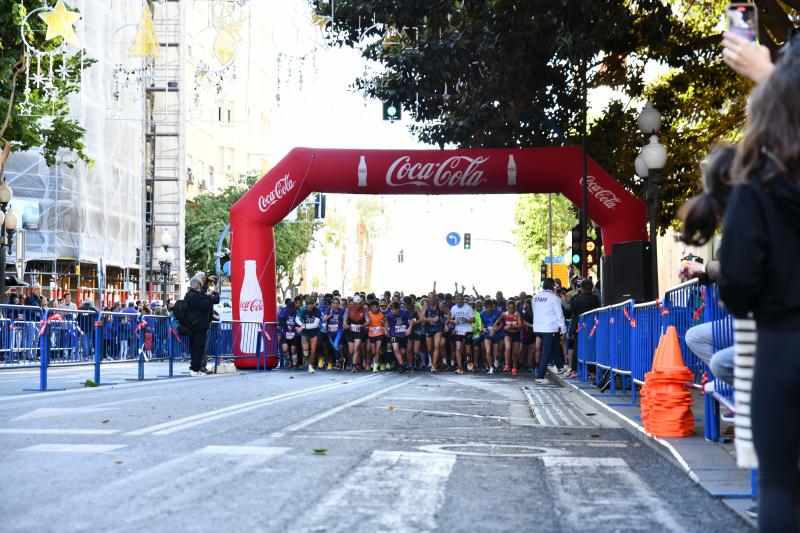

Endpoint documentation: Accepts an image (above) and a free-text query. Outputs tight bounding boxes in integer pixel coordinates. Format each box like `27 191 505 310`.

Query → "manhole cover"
417 443 569 458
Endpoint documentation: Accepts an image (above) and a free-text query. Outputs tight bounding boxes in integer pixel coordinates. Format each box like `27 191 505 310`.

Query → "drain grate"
418 443 569 458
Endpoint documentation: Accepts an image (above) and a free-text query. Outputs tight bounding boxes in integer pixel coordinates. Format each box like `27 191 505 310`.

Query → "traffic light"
382 100 402 122
585 236 598 269
571 225 583 266
540 263 547 284
464 233 471 250
313 193 326 219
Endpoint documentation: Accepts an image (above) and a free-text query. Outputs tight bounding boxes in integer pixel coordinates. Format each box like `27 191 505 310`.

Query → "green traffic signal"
572 254 581 265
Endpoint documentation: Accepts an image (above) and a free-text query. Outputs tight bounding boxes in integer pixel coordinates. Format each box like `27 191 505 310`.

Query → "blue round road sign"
446 232 461 247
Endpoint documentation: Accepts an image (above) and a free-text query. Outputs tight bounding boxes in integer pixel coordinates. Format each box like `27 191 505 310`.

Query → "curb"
552 373 756 527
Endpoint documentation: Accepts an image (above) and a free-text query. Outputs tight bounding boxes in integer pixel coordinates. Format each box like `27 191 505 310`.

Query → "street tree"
513 194 578 277
313 0 798 233
185 175 321 296
0 1 92 178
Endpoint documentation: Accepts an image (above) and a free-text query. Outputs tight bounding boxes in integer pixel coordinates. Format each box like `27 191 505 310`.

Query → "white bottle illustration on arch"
358 155 368 187
238 260 264 355
507 154 517 186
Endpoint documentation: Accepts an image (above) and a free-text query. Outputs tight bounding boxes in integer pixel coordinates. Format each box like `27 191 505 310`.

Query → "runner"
495 291 508 312
386 301 414 373
520 297 535 372
406 295 426 369
500 300 522 376
422 292 446 373
481 299 502 374
278 298 300 368
323 297 346 370
449 293 474 374
470 299 484 372
367 300 386 373
344 295 368 372
295 296 323 373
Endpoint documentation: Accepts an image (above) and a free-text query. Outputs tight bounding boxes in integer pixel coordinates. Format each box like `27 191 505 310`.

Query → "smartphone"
726 3 759 43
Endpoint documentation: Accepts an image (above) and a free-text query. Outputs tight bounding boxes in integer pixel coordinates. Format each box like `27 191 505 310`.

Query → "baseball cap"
353 295 362 303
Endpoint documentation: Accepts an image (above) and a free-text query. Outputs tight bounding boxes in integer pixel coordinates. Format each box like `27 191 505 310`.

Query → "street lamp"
0 180 17 301
635 101 668 297
157 228 173 307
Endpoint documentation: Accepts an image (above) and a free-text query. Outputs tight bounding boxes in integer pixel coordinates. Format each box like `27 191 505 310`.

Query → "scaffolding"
142 0 185 300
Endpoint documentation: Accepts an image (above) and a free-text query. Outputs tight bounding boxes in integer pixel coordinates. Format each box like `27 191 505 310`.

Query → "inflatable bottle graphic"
358 156 368 187
507 154 517 186
239 260 264 354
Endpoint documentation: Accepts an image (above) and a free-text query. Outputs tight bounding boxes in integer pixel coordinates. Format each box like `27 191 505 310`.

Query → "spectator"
567 278 600 378
184 273 219 376
718 47 800 532
61 292 77 318
679 146 737 387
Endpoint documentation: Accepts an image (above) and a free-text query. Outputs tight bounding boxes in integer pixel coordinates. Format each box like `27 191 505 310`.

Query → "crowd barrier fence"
0 305 278 391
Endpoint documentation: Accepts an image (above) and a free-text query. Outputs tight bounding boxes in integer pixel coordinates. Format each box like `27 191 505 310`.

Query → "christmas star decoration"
39 0 82 46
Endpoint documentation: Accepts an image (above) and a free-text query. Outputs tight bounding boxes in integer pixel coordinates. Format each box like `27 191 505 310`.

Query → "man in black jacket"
78 297 99 360
185 273 220 376
567 279 600 376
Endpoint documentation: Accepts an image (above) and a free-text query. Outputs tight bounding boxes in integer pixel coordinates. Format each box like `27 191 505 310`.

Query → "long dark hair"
732 48 800 184
678 146 736 246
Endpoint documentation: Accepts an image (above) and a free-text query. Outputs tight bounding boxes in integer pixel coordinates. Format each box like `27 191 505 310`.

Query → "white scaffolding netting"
4 0 144 269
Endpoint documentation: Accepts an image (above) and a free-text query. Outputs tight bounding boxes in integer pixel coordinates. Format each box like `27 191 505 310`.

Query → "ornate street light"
635 102 667 297
158 229 173 307
0 180 17 301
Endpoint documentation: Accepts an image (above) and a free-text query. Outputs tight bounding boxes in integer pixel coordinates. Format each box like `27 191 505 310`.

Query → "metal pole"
648 169 661 297
0 204 6 302
548 193 554 278
580 60 589 278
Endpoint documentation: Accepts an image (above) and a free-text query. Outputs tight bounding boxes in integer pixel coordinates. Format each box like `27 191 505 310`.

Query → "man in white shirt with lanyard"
533 278 567 384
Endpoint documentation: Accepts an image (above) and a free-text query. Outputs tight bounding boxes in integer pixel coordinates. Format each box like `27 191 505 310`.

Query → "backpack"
172 297 196 335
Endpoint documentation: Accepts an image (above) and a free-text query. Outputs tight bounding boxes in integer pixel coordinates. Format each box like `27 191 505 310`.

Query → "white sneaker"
189 370 204 377
308 364 316 374
488 367 495 375
535 378 549 385
557 367 570 375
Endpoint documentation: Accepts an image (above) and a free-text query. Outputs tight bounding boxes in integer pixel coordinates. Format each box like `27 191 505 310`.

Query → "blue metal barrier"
663 280 709 385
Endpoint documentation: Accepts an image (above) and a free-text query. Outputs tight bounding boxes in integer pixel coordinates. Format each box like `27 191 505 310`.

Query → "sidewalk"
553 372 756 527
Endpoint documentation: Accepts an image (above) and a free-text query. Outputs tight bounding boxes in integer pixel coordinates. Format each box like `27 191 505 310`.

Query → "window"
218 147 225 170
218 107 223 122
226 147 234 171
227 108 232 123
209 166 215 190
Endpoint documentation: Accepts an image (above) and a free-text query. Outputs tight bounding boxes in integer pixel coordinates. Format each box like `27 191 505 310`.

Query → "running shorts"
389 336 408 348
504 330 520 343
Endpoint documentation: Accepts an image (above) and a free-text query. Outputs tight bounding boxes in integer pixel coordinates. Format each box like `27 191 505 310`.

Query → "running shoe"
502 364 511 373
467 362 474 372
512 367 518 377
327 362 334 370
372 362 379 373
399 364 408 374
318 359 325 369
200 368 213 375
488 366 495 375
308 364 316 374
566 371 578 379
189 370 204 377
454 368 463 374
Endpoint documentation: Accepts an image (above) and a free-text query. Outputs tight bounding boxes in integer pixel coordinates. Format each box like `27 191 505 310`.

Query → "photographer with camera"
184 272 220 376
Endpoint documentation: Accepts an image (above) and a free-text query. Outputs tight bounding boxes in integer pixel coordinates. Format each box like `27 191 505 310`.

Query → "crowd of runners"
277 277 601 384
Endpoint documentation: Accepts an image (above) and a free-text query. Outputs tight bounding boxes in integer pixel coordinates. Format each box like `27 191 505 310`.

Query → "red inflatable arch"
230 146 646 368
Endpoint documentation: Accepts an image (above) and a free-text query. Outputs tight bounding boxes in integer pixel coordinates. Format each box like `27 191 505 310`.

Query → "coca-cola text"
580 175 621 209
385 156 489 188
240 299 264 312
258 174 295 213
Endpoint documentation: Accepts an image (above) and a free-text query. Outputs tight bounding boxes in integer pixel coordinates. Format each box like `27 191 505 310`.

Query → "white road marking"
296 451 456 533
279 378 418 434
541 457 682 532
12 406 118 422
127 374 382 436
19 444 127 453
0 428 119 435
195 445 290 457
373 406 510 421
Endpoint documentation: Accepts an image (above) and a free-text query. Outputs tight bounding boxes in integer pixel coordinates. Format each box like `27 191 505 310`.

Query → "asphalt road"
0 367 751 532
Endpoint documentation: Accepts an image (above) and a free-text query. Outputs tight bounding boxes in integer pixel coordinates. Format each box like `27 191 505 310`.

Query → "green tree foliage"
0 1 93 175
185 175 321 287
314 0 798 235
513 194 578 275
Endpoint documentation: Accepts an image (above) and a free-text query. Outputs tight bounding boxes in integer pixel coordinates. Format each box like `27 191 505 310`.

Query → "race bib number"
369 326 382 336
327 324 339 333
285 332 295 340
350 324 362 333
395 325 407 334
456 316 466 324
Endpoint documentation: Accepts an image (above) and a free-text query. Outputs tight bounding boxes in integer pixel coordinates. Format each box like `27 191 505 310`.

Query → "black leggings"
189 329 208 372
752 328 800 532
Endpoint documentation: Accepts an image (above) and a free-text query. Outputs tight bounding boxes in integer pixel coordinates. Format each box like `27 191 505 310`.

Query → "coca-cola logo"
258 174 295 213
386 156 489 188
580 175 621 209
240 299 264 312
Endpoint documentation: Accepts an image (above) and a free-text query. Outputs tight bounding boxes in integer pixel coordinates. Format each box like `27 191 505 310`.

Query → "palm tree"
354 197 383 292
